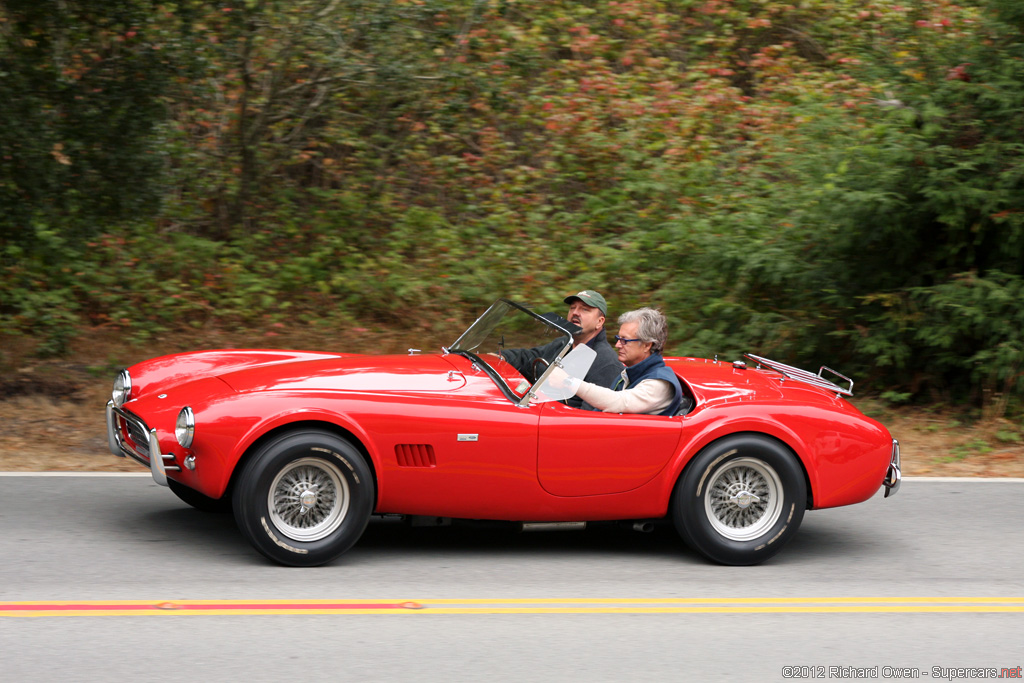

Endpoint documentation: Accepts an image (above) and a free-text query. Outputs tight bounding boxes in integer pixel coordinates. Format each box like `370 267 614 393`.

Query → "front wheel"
672 435 806 566
232 430 374 567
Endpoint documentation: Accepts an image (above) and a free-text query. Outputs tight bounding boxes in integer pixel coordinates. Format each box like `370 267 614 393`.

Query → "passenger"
570 307 683 416
500 289 623 409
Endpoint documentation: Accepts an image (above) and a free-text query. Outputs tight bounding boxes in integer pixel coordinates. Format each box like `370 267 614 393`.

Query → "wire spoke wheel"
234 431 373 566
704 457 783 541
267 457 350 542
673 435 806 565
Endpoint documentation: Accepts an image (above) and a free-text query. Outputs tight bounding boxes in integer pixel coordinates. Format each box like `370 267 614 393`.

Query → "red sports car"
106 299 900 566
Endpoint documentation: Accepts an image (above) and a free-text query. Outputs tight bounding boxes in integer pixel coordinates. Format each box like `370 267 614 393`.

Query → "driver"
499 289 623 410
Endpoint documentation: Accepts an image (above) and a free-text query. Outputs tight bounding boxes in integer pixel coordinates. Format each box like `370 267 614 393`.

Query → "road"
1 474 1022 682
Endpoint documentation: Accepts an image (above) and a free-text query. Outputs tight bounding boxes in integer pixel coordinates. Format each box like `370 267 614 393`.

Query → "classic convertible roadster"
106 299 900 566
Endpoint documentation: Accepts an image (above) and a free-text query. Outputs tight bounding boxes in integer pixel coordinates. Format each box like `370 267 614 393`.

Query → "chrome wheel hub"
705 457 784 541
268 457 350 542
731 490 761 509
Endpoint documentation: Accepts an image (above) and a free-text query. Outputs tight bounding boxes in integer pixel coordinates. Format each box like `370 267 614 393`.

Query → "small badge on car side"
457 434 479 442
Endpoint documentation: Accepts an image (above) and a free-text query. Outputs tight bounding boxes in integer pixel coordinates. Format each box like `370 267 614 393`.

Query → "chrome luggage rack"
744 353 854 397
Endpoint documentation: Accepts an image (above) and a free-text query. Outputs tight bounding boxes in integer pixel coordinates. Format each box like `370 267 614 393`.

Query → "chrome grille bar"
105 400 179 482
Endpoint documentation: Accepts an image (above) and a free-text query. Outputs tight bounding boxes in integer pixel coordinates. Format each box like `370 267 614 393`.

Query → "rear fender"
663 414 816 510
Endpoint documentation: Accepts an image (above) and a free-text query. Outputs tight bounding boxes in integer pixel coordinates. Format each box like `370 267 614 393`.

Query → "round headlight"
175 406 195 449
112 370 132 408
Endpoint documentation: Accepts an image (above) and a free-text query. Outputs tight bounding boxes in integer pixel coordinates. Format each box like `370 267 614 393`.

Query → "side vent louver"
395 444 436 468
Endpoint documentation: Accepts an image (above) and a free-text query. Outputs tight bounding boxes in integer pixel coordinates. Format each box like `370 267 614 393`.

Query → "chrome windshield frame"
449 299 577 405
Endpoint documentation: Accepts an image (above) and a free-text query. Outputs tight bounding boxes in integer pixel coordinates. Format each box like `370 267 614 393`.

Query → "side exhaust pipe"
520 522 587 532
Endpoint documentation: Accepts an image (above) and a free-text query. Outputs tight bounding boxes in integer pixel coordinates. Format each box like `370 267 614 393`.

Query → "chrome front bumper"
106 400 173 487
883 438 901 498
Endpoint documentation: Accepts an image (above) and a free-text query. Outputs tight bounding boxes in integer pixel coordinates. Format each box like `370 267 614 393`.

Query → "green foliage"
0 0 176 252
2 0 1023 415
996 428 1022 444
908 272 1024 407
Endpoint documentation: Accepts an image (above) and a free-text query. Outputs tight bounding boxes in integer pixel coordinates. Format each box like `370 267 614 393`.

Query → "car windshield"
451 299 573 355
449 299 578 403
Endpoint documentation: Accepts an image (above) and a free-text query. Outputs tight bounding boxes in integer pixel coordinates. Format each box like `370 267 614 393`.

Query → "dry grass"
2 328 1022 476
863 404 1024 478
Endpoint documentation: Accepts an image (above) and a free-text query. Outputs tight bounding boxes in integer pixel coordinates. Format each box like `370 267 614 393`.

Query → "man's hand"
547 365 572 390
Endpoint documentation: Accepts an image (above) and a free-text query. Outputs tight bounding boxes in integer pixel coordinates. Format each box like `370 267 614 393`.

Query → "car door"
364 393 544 519
537 401 683 497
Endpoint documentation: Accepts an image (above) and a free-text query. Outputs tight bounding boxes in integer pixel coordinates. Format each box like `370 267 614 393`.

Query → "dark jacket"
614 352 683 416
502 332 623 410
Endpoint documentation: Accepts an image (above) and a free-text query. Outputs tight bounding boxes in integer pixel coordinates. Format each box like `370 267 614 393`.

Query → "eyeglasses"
614 336 643 345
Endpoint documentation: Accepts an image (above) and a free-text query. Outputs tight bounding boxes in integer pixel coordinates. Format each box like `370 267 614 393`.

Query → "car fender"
661 408 817 509
181 392 383 500
227 404 382 482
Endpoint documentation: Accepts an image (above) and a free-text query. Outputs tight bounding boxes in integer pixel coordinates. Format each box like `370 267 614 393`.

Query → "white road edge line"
0 472 1022 483
901 476 1024 482
0 472 151 477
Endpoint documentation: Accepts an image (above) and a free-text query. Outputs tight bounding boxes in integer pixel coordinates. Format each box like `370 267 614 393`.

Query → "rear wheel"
672 435 806 565
232 430 374 567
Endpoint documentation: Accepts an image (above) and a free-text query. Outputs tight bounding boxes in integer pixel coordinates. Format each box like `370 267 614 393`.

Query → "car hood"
125 350 349 399
218 352 466 394
126 349 466 400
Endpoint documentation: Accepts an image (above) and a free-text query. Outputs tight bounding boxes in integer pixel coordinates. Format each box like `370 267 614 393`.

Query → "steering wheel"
531 357 550 382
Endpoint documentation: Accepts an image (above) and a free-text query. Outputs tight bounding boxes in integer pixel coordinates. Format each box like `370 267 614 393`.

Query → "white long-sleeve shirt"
575 377 673 415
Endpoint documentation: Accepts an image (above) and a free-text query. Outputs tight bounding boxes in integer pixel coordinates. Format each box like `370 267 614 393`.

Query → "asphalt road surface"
1 474 1022 682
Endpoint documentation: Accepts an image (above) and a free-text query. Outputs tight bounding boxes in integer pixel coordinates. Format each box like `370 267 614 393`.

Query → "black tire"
168 478 231 513
232 430 374 567
672 434 806 566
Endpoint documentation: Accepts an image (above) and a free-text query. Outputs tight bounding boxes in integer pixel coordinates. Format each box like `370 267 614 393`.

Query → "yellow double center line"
3 597 1023 617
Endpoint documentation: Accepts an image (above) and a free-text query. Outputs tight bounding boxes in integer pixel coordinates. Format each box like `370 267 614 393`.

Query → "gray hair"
618 307 669 354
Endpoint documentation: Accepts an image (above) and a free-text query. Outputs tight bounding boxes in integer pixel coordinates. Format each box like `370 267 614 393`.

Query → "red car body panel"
114 348 894 521
670 357 893 509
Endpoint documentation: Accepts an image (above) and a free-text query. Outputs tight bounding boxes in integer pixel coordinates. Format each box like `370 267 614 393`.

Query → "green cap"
564 290 608 317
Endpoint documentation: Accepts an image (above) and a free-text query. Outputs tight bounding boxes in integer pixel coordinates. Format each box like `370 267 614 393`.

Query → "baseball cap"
564 290 608 317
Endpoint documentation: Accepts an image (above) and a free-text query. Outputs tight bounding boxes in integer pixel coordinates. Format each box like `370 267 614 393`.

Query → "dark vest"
616 353 683 416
